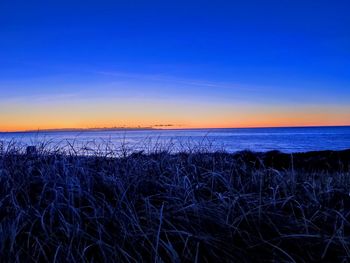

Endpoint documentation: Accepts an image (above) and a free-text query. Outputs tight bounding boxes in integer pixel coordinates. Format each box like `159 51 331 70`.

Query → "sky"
0 0 349 131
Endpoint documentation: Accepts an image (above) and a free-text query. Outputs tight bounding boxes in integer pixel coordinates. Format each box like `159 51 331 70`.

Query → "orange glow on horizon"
1 117 350 132
1 99 349 132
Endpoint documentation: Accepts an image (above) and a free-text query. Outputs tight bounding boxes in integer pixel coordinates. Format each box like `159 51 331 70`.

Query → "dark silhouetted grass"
0 144 350 262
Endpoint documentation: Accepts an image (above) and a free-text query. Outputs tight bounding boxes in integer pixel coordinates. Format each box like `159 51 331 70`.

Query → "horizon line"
1 124 350 133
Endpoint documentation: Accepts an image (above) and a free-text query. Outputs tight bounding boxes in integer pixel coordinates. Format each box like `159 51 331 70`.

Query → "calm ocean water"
1 126 350 154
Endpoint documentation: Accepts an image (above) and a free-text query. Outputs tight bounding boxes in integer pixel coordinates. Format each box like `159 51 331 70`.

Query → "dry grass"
0 143 350 262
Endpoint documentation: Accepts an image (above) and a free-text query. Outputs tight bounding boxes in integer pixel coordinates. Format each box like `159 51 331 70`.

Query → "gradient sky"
1 0 350 131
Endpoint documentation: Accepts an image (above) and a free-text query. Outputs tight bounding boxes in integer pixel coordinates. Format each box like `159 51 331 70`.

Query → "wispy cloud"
0 93 79 104
95 70 260 92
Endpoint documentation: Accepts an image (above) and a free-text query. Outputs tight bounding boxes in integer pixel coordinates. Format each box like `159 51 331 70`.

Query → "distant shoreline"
0 127 157 134
1 125 350 134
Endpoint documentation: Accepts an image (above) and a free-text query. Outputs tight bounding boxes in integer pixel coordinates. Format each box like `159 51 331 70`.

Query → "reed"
0 143 349 262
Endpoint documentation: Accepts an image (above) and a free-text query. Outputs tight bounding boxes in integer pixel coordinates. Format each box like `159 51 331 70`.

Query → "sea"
1 126 350 154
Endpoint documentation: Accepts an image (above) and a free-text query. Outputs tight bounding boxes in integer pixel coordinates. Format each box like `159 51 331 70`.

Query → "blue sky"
0 0 349 130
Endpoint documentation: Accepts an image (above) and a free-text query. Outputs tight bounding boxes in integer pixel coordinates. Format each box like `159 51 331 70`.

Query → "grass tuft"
0 143 350 262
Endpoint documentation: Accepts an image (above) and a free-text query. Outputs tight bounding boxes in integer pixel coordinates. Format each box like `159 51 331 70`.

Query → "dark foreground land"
0 148 350 262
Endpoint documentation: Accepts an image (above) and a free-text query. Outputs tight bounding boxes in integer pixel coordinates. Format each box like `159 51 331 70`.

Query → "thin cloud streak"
0 93 79 104
95 70 260 92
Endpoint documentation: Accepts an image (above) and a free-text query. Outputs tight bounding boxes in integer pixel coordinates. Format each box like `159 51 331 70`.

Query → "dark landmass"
14 124 175 133
0 148 350 262
22 126 157 133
